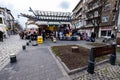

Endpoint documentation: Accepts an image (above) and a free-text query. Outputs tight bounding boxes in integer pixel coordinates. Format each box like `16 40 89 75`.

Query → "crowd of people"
19 26 119 44
19 29 38 41
56 28 92 41
18 28 97 43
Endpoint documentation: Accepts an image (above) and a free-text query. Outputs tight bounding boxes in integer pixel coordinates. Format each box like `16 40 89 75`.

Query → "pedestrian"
42 30 46 41
0 30 3 42
90 32 96 42
7 30 11 37
19 31 24 39
31 31 38 46
111 34 115 40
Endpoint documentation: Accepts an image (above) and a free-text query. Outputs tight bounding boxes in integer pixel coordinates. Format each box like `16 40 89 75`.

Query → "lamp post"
114 0 120 44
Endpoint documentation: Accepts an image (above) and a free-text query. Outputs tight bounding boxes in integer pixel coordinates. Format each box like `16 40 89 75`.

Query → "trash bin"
10 54 17 63
37 36 43 44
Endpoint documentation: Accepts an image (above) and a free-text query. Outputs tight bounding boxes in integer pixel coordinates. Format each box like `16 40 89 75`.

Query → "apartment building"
72 0 86 29
0 7 14 36
72 0 119 37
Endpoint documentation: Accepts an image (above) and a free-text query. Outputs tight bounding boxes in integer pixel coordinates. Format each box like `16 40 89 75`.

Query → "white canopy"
27 24 38 29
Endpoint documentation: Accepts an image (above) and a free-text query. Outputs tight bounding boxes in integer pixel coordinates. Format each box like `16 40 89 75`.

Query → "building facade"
0 7 14 36
72 0 86 29
72 0 119 38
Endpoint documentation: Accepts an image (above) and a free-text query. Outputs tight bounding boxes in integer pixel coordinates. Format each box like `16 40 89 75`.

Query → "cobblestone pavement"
0 35 26 71
72 64 120 80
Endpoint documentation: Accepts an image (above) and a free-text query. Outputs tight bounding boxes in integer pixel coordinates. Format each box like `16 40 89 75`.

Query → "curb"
48 47 71 80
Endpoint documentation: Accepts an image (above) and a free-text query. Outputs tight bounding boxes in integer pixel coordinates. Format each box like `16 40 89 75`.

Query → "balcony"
76 12 82 18
85 14 99 21
85 24 93 27
86 4 102 13
87 0 93 4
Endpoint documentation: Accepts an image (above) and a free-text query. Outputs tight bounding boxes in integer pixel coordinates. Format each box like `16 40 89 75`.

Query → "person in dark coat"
31 32 38 46
0 30 3 42
19 31 24 39
111 34 115 40
90 32 96 42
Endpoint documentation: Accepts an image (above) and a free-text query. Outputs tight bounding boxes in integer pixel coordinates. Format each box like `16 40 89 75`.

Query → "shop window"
101 31 107 36
101 30 111 36
0 18 2 23
108 30 111 36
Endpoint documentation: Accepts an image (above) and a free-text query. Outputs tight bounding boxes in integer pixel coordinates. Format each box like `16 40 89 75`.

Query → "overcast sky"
0 0 79 28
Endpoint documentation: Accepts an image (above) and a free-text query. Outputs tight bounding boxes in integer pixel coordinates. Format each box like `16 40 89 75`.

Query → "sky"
0 0 79 28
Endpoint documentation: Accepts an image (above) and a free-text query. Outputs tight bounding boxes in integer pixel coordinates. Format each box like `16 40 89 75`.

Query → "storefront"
100 26 112 37
84 27 94 37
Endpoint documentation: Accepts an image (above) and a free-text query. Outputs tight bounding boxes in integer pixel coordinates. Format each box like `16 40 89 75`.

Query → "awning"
60 22 71 24
35 21 48 25
48 22 60 25
0 27 3 31
0 24 7 32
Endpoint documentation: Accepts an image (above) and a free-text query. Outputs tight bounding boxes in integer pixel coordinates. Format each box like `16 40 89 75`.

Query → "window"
104 3 111 11
101 31 107 36
93 3 98 7
102 16 109 22
108 30 111 36
94 11 98 16
101 30 111 36
0 17 2 23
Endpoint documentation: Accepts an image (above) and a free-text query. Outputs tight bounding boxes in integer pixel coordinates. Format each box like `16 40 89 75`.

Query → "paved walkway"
0 36 120 80
0 46 69 80
0 35 26 71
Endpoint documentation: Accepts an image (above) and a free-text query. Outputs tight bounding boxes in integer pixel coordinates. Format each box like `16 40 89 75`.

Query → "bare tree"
88 0 107 38
14 22 23 30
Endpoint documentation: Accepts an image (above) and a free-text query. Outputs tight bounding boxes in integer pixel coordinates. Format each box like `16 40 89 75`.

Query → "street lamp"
114 0 120 43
